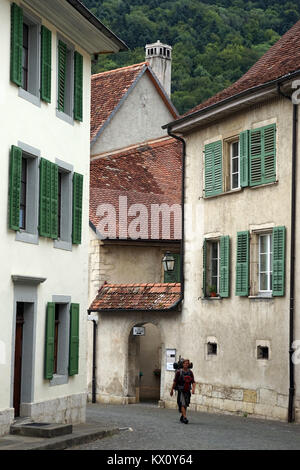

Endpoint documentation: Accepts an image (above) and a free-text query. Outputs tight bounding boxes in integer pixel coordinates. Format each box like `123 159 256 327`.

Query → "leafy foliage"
83 0 300 114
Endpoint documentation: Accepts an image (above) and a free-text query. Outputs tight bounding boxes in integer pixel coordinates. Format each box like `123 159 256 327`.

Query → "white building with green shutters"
0 0 126 435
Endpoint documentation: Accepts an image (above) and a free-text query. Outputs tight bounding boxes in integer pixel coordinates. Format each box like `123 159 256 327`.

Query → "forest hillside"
82 0 300 114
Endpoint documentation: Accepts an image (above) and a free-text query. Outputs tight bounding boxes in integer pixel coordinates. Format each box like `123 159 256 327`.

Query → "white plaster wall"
91 72 174 156
0 0 90 414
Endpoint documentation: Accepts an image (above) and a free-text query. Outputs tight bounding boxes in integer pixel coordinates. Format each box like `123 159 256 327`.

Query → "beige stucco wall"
91 72 175 156
167 96 299 421
0 0 91 433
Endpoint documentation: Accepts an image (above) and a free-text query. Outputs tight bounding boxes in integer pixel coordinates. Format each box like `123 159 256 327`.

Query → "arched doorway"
127 322 162 403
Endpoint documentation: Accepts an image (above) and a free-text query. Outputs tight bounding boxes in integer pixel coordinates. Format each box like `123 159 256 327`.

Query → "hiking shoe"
182 417 189 424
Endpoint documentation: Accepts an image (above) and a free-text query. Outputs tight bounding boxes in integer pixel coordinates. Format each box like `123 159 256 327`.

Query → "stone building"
88 43 184 403
163 20 300 422
0 0 126 436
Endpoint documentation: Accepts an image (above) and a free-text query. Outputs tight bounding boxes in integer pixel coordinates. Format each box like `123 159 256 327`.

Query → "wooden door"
13 303 24 417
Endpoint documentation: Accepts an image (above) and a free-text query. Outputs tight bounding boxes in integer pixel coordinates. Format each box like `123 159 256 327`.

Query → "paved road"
71 402 300 450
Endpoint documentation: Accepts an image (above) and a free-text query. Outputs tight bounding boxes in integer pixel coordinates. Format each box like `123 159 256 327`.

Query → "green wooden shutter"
41 25 52 103
72 172 83 244
9 145 22 231
235 231 249 296
272 226 286 296
10 3 23 86
250 125 276 186
220 235 230 298
74 51 83 121
57 40 67 112
203 239 207 297
204 141 223 197
239 130 249 187
39 158 58 238
164 254 181 283
69 303 80 376
44 302 55 380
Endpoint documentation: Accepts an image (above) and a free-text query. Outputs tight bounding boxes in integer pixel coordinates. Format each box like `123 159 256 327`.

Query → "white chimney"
145 40 172 97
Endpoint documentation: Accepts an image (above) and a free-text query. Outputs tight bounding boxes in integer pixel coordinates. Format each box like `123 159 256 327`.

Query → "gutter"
277 84 297 423
66 0 128 52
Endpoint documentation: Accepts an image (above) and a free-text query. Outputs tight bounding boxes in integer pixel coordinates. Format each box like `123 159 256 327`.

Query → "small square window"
257 346 269 360
207 342 218 355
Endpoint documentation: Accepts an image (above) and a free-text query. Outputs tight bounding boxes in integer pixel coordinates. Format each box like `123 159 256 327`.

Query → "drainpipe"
167 128 186 302
92 318 97 404
278 84 297 422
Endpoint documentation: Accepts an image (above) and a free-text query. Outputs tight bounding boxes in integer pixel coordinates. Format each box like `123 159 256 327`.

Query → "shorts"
177 390 191 412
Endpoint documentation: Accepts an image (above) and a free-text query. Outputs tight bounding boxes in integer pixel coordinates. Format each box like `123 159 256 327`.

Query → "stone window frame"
53 158 73 251
56 34 75 126
249 225 274 298
49 295 71 387
15 141 40 245
18 7 41 108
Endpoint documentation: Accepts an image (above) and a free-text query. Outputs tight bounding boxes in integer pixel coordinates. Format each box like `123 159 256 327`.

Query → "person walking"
170 358 196 424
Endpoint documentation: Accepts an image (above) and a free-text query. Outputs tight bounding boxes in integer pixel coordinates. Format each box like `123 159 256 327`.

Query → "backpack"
174 369 193 392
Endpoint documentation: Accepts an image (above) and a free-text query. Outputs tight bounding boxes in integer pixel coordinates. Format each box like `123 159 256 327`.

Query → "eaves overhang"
22 0 128 55
163 71 300 134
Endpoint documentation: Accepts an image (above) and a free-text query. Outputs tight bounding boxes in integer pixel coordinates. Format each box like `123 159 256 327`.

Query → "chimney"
145 40 172 98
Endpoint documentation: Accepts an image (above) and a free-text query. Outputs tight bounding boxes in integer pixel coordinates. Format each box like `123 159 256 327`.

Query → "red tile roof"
184 19 300 118
89 283 181 311
91 62 178 143
90 138 182 240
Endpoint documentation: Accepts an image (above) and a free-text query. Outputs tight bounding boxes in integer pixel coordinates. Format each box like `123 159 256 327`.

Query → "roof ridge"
92 62 148 79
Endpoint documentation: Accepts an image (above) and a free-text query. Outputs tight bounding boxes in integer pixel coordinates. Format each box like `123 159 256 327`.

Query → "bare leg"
181 406 186 418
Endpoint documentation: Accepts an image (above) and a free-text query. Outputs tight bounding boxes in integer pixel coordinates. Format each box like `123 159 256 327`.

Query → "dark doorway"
13 303 25 417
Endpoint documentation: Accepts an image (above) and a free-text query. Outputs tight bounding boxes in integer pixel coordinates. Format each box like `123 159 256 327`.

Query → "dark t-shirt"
174 369 195 392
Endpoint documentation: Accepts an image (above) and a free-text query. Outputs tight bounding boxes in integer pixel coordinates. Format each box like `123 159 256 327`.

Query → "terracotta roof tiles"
89 283 181 311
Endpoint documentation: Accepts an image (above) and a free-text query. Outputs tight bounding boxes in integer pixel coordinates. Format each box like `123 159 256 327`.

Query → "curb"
1 427 120 450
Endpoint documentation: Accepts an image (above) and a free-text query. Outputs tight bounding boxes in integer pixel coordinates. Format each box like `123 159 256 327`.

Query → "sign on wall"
166 349 176 370
133 326 145 336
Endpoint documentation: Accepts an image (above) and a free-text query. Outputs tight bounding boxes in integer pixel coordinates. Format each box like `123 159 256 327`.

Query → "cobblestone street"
71 402 300 450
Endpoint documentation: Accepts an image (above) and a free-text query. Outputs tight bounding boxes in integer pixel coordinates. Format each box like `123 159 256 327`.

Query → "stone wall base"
20 392 87 425
162 383 300 423
0 408 14 437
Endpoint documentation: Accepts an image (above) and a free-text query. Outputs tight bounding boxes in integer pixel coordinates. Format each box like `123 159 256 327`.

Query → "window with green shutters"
203 237 230 298
249 124 276 186
10 3 23 87
239 130 249 187
69 304 80 376
272 226 286 296
235 231 249 296
164 253 181 283
57 40 67 112
41 25 52 103
74 51 83 121
72 173 83 244
9 145 22 231
204 140 223 197
44 302 55 380
39 158 58 239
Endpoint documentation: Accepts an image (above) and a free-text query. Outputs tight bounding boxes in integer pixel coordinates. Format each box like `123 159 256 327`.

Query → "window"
9 144 39 244
231 141 240 190
203 236 230 298
259 234 272 294
236 226 286 297
10 4 52 104
54 305 60 374
204 124 276 197
54 161 73 251
57 37 83 122
257 345 269 360
207 342 217 356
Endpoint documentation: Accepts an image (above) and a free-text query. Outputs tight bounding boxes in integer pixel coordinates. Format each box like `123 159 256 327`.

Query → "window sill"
50 374 69 386
249 180 278 190
202 296 222 301
56 109 74 126
16 231 39 245
203 188 242 200
54 239 72 252
18 88 41 108
248 295 273 301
